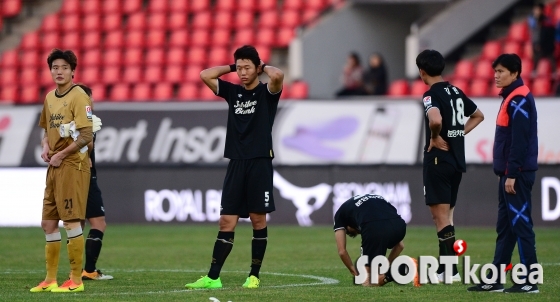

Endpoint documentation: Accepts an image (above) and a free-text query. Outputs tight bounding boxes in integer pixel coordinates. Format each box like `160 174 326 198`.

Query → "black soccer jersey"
90 133 97 177
217 78 281 159
333 194 401 232
422 82 477 172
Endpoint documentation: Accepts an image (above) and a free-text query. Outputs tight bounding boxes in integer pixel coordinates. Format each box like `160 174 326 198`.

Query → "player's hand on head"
428 136 449 152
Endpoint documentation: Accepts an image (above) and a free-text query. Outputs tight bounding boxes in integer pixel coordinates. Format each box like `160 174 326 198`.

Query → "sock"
66 226 84 283
249 227 268 278
437 225 458 275
84 229 104 273
45 232 61 282
208 231 234 280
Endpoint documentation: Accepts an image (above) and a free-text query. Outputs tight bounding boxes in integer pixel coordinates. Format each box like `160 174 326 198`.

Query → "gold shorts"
42 163 90 221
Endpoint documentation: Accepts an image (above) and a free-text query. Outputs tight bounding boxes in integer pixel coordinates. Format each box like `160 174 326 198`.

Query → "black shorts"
221 158 275 219
361 218 406 263
423 161 462 207
85 175 105 219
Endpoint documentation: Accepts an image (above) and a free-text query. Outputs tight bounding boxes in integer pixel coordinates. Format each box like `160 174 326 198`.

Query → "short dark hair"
77 84 92 97
492 53 522 79
233 45 261 68
416 49 445 76
47 48 78 70
349 52 361 66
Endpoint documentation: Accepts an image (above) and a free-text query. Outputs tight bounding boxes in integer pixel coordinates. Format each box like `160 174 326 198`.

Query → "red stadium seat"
277 28 295 47
131 83 152 101
0 50 18 68
83 14 101 32
104 49 122 66
61 15 81 32
259 11 279 28
453 79 469 94
20 32 40 50
40 69 53 86
535 59 552 78
169 0 189 12
127 13 146 30
123 0 142 14
82 0 101 15
148 0 169 12
258 0 277 11
61 32 81 51
20 68 39 85
520 58 533 78
256 28 276 46
153 83 174 101
490 83 502 96
507 22 529 42
256 47 271 62
191 0 210 12
104 31 124 49
164 65 184 83
145 48 165 65
60 0 80 15
453 60 474 80
110 83 131 101
148 13 167 30
89 83 107 101
177 83 199 100
82 32 102 50
234 29 255 46
168 13 188 30
199 85 221 101
503 41 522 57
470 79 490 97
481 41 502 60
102 0 122 15
191 29 210 47
553 5 560 24
283 0 303 10
20 51 39 68
302 9 321 24
0 86 18 103
167 48 186 65
208 47 229 66
3 0 22 17
214 11 233 29
146 30 166 48
280 10 301 29
388 80 409 96
82 50 101 67
306 0 327 10
41 14 59 32
102 67 121 84
103 13 122 32
192 11 212 29
126 31 145 48
221 72 239 84
0 69 17 85
186 47 206 65
20 85 40 104
234 11 254 29
238 0 257 11
123 48 143 66
41 32 61 50
211 29 231 47
216 0 236 11
410 80 426 96
168 30 189 47
475 60 494 80
185 65 203 83
79 67 100 84
532 77 552 96
290 81 309 99
144 66 163 84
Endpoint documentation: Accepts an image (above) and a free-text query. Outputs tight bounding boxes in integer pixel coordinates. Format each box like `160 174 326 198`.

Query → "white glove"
92 115 102 132
59 121 75 138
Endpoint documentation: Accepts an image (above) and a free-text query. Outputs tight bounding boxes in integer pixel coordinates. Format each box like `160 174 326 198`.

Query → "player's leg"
31 168 61 292
186 160 243 289
82 176 112 280
503 172 539 293
51 167 89 293
243 158 275 288
358 221 387 286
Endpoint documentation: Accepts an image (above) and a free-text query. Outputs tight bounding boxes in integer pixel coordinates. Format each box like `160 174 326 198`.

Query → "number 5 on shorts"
264 192 269 207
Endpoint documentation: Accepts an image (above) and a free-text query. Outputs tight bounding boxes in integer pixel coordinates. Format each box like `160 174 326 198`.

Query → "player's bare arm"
40 131 50 163
335 229 357 276
261 62 284 94
200 65 233 94
49 127 93 167
464 108 485 135
426 108 449 152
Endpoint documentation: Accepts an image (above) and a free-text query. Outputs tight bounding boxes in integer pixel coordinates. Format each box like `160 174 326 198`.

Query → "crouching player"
334 194 413 286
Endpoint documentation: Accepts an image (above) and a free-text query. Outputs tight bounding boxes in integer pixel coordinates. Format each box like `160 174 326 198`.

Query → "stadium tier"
0 0 328 103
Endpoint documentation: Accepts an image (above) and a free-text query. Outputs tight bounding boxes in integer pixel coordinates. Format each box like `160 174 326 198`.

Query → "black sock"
208 231 234 280
84 229 104 273
437 225 458 275
249 227 268 278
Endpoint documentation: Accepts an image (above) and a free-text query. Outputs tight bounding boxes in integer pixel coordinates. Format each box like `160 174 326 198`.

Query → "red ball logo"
453 239 467 256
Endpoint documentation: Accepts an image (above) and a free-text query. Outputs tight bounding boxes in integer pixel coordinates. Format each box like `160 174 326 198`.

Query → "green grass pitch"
1 225 558 301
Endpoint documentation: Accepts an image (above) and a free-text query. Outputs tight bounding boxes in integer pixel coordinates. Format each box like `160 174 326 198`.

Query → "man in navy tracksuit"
468 54 539 293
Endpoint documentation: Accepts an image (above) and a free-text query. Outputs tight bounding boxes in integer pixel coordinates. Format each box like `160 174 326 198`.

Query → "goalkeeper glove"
92 114 102 132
